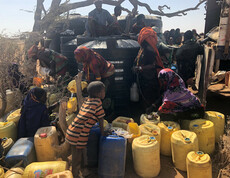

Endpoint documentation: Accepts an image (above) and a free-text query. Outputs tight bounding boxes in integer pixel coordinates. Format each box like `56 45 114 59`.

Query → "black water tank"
79 36 140 112
60 36 78 77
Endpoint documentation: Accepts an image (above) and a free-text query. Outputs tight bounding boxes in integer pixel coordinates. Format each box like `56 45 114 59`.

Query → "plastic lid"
184 137 191 143
150 136 156 140
39 133 47 138
188 151 210 163
217 115 222 118
2 137 7 141
152 131 158 136
196 151 204 156
193 124 199 127
168 126 173 130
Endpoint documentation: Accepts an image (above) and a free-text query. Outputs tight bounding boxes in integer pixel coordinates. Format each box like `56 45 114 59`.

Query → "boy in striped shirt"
66 81 105 177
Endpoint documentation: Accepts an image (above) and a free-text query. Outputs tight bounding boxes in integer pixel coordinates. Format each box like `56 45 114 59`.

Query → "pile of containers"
110 111 225 177
0 109 225 177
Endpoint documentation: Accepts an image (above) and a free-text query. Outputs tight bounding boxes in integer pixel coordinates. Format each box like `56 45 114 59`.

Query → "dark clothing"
27 45 68 77
37 48 68 77
71 146 87 178
17 88 50 139
131 23 145 34
135 49 160 107
159 106 205 122
176 40 204 83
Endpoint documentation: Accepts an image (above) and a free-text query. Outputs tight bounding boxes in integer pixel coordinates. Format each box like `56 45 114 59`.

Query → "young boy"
65 81 106 177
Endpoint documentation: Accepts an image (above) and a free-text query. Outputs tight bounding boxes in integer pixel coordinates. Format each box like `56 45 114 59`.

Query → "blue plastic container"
87 123 101 167
98 135 127 178
5 137 36 168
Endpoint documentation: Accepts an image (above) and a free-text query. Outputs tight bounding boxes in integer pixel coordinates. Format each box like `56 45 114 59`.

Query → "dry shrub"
0 35 33 117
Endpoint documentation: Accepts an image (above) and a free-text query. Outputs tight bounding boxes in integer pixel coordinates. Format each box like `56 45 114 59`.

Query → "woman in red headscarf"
74 46 115 120
134 27 164 110
74 46 115 82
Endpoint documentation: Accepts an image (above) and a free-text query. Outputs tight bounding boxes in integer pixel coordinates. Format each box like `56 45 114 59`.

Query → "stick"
75 72 84 110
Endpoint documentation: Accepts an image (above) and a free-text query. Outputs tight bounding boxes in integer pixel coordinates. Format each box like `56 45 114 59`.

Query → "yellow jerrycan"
67 97 77 114
23 161 68 178
140 112 160 125
112 116 134 130
171 130 199 171
45 170 73 178
6 109 21 126
186 151 212 178
205 111 225 142
34 126 59 162
0 167 4 178
189 119 215 154
127 123 141 143
0 121 17 141
158 121 180 156
2 137 14 155
67 80 88 93
132 135 160 177
139 123 161 145
4 167 24 178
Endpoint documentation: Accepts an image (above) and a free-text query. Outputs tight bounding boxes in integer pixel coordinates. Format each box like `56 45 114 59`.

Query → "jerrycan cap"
149 136 156 141
152 131 158 136
217 115 222 118
196 151 204 157
184 138 191 143
193 124 199 127
2 137 7 142
39 133 47 138
168 126 173 130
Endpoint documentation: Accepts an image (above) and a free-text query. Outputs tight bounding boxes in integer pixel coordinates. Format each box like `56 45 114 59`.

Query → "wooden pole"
224 6 230 55
75 72 84 110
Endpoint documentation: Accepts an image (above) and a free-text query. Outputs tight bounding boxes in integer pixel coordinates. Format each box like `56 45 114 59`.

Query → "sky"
0 0 206 36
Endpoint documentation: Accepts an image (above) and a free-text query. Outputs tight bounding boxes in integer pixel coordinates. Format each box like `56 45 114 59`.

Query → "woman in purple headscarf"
156 68 204 121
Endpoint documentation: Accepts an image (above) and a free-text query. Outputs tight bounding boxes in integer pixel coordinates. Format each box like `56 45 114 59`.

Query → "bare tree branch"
33 0 207 33
135 0 206 17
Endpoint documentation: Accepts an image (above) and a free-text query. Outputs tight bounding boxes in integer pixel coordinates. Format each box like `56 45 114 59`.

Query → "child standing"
65 81 105 177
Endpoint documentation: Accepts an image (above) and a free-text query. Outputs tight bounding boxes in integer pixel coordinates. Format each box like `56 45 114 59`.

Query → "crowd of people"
12 0 207 177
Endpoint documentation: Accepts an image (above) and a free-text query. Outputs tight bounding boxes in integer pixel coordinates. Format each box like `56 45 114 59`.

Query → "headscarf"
17 87 49 139
74 46 91 63
157 68 202 114
138 27 164 74
27 45 38 60
74 46 112 81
